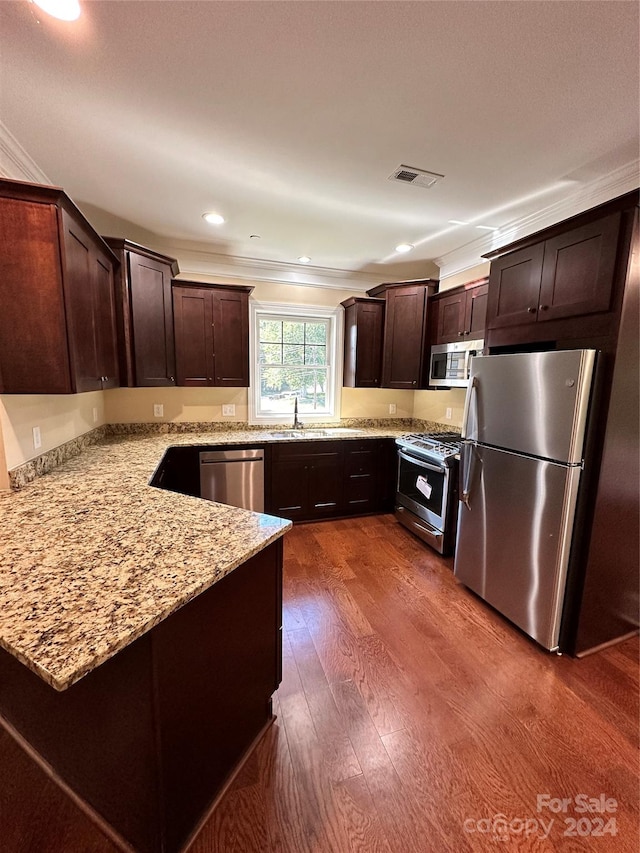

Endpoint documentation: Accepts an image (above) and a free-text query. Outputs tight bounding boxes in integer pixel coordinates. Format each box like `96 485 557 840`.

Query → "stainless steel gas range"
395 432 462 555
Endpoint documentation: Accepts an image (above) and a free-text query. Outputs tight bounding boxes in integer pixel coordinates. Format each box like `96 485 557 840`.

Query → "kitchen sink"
268 428 363 439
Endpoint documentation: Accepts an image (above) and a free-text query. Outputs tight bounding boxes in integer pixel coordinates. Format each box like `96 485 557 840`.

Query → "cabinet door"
270 459 309 520
129 253 176 386
537 212 621 322
308 450 343 516
343 299 384 388
435 290 465 344
381 285 427 388
62 212 101 392
463 282 488 337
0 199 71 394
486 243 544 330
211 289 250 387
93 251 119 389
173 287 214 386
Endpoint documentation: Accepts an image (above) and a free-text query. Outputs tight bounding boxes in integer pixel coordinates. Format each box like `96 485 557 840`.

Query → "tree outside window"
258 317 330 414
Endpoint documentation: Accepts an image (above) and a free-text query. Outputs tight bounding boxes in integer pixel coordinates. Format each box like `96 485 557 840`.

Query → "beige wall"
104 387 249 424
0 392 106 472
413 388 467 428
341 387 414 419
439 262 490 292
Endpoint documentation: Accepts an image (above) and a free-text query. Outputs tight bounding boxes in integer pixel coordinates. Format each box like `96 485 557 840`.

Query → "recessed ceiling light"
448 220 469 226
202 212 225 225
32 0 81 20
297 256 311 264
476 224 499 231
395 243 414 254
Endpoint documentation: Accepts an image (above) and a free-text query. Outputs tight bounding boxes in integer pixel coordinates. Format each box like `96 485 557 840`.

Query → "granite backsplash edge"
7 418 451 490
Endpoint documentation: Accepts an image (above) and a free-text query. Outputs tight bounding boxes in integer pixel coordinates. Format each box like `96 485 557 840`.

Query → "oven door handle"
397 449 446 474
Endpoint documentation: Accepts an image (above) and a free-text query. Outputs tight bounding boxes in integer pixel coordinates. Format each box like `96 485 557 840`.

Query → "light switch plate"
32 426 42 449
153 404 164 418
222 404 236 417
389 403 397 414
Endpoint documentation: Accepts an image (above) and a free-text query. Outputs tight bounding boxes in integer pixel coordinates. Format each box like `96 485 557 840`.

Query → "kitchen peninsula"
0 423 426 853
0 430 297 853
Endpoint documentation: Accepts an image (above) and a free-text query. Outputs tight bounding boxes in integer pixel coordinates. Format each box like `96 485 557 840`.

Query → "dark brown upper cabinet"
430 278 489 345
484 192 638 349
341 297 385 387
367 279 438 389
104 239 178 387
0 178 120 394
172 281 252 387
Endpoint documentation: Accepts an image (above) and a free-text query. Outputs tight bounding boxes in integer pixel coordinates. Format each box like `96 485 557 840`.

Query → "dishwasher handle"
200 448 264 464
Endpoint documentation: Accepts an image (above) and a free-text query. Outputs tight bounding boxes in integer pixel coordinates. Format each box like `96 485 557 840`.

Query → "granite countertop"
0 425 417 692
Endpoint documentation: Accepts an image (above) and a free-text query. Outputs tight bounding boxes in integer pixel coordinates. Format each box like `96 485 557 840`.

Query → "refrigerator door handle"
461 376 477 440
460 443 474 509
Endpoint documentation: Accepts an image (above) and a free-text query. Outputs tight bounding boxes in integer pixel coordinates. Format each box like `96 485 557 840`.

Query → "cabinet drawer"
272 440 342 460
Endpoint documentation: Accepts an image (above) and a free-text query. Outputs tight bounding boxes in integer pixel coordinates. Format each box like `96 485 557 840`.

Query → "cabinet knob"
539 305 549 311
464 330 470 335
527 307 537 314
208 377 213 381
458 331 464 337
169 376 175 382
412 380 417 385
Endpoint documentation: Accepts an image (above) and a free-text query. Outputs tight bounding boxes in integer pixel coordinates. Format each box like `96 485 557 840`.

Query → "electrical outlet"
446 407 452 420
92 407 98 423
389 403 397 415
32 426 42 449
153 404 164 418
222 404 236 417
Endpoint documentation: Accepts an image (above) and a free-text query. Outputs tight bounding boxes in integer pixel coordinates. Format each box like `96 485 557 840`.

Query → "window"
249 302 342 424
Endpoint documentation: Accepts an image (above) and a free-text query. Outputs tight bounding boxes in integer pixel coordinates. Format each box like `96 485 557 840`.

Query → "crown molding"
436 159 640 281
0 120 51 184
150 240 383 292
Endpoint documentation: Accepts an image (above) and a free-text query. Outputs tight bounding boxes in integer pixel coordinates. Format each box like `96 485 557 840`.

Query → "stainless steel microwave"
429 339 484 388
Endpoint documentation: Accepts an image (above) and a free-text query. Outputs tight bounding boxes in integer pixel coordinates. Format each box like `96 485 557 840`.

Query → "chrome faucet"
293 396 304 430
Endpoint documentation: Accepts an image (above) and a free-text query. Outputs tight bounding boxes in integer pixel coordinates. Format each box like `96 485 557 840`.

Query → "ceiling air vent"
388 165 444 189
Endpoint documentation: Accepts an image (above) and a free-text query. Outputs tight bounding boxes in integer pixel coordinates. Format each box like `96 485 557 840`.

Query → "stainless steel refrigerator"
454 349 596 651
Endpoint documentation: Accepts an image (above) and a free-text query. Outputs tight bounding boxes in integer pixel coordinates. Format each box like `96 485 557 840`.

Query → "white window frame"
249 300 343 426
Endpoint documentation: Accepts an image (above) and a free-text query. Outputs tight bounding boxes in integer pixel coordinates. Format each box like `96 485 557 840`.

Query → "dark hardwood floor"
1 514 638 851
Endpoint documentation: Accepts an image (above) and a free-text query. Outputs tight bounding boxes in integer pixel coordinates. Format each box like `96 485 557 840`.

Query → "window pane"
259 342 282 364
283 344 304 365
282 321 305 344
259 320 282 343
304 323 327 345
305 345 326 365
259 366 329 413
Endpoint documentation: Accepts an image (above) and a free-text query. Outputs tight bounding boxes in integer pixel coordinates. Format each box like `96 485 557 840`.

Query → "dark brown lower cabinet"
151 439 397 523
268 438 395 521
0 541 283 853
270 441 343 521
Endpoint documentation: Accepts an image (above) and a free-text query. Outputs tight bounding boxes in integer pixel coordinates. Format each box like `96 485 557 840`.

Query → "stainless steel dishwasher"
199 448 265 511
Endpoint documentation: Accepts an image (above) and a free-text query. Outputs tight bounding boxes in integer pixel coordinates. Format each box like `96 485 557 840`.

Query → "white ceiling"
1 1 638 276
